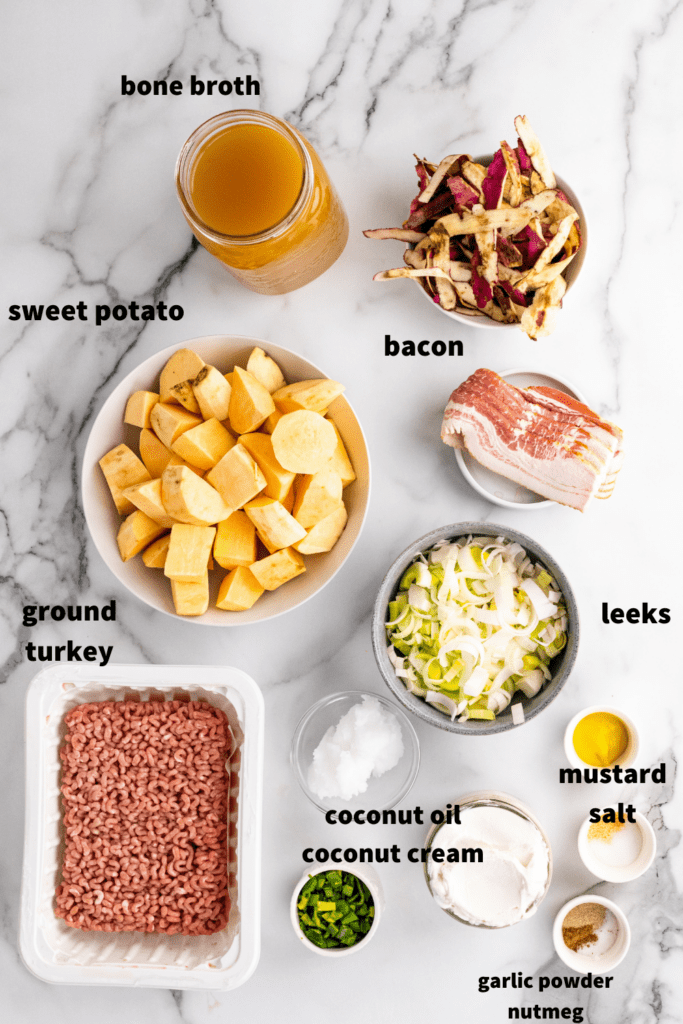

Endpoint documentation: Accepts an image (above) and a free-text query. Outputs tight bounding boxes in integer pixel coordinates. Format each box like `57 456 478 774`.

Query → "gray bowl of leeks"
371 523 579 734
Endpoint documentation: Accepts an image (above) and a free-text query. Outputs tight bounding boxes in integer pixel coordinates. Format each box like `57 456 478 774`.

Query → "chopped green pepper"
296 871 375 950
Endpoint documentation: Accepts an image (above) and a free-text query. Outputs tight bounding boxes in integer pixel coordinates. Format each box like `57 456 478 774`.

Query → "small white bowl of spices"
578 808 656 883
553 896 630 974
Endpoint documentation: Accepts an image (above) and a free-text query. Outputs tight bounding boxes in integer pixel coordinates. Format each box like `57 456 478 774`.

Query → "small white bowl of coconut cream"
578 807 656 883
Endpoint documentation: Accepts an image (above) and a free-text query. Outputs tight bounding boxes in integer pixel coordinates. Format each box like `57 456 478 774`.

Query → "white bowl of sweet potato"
82 335 370 625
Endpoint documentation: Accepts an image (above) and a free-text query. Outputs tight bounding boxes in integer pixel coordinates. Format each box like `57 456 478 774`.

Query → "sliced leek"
385 535 567 721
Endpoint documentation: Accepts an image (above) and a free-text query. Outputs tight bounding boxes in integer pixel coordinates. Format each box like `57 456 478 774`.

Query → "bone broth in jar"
176 110 349 294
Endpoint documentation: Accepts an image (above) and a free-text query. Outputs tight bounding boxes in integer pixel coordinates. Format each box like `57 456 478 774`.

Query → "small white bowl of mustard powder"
564 705 639 771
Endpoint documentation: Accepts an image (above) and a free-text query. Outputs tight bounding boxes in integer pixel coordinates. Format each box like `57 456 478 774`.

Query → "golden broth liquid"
190 124 304 236
177 111 348 295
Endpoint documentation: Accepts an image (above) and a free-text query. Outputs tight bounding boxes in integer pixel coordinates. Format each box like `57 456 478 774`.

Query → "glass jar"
175 110 348 295
423 791 552 928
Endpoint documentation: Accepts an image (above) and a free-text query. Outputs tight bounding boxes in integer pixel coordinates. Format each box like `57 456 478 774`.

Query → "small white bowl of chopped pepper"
290 866 383 956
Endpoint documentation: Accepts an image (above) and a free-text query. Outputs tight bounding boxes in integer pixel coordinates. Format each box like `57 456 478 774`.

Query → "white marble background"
1 0 682 1021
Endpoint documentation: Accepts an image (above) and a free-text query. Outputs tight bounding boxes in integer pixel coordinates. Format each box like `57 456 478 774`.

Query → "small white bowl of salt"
578 806 656 883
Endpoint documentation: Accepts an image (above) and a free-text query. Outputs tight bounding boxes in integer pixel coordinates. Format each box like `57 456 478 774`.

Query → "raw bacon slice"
441 369 624 511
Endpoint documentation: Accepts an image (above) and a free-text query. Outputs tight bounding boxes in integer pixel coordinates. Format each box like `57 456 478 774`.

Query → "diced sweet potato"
161 465 232 526
100 444 152 515
164 524 216 583
124 391 159 429
272 378 344 414
228 366 275 434
159 349 206 403
293 504 348 554
139 428 173 477
213 511 257 569
271 411 337 474
192 365 232 421
205 443 266 510
282 479 295 513
262 409 283 434
150 402 202 449
246 347 286 393
216 566 264 611
292 469 343 528
170 380 201 414
171 573 209 616
238 431 295 502
142 533 171 568
250 547 305 590
171 418 236 470
243 496 306 552
116 511 165 561
122 478 180 529
326 422 356 488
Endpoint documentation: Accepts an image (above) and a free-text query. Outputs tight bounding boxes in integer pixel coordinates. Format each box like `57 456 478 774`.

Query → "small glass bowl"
290 690 420 814
423 791 552 928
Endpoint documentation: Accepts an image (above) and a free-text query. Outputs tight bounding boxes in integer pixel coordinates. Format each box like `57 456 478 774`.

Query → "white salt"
307 696 404 800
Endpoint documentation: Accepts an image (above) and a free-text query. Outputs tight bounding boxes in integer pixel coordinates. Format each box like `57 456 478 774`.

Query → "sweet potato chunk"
124 391 159 428
161 465 232 526
246 347 286 393
243 496 306 552
171 418 236 470
293 504 348 554
272 378 344 414
326 422 356 488
117 511 165 561
159 349 206 403
171 573 209 616
205 443 266 510
100 444 151 515
238 431 295 502
216 566 264 611
228 366 275 434
164 524 216 583
151 403 202 449
142 533 171 568
123 478 180 529
271 411 337 473
250 547 305 590
213 511 257 570
170 380 201 414
192 365 232 421
292 469 343 528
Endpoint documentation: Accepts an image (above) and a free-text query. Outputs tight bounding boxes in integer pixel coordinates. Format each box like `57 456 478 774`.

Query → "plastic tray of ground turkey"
20 663 263 989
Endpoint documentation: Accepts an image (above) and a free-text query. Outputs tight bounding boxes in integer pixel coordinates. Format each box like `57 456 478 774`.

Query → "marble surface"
2 1 682 1021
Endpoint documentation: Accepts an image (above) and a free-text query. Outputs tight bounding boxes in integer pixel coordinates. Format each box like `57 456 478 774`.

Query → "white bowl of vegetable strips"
371 523 578 734
291 867 382 955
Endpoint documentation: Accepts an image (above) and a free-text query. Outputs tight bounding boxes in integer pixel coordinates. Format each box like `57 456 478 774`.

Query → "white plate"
82 335 370 625
20 663 264 989
454 368 586 508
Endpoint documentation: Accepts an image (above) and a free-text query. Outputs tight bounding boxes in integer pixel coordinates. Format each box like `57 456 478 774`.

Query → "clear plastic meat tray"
20 664 264 989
